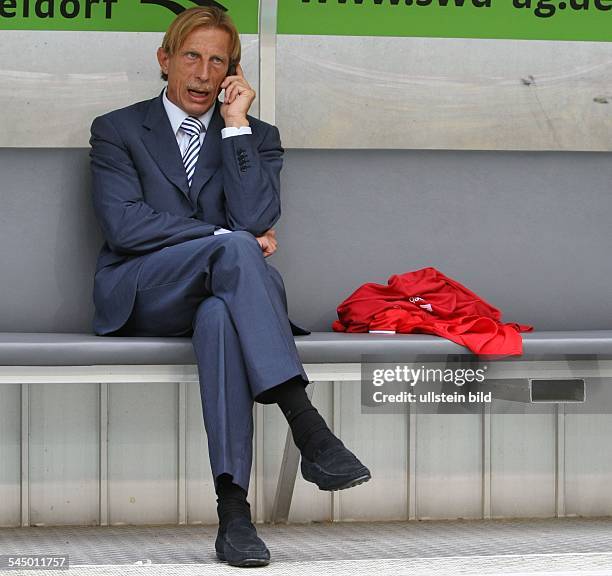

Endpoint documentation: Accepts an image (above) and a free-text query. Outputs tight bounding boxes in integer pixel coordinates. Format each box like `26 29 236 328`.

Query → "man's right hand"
256 229 277 257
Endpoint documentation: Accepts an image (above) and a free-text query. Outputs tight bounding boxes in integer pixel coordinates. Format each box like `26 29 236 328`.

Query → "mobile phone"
220 62 237 101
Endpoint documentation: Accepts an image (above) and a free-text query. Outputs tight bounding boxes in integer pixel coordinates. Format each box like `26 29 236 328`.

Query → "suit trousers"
119 231 309 492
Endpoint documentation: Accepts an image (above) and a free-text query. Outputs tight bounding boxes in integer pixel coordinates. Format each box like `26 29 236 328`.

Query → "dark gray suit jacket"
90 92 291 336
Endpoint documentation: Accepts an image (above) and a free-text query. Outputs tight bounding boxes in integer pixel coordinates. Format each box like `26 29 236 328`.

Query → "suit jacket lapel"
141 93 190 198
189 100 223 205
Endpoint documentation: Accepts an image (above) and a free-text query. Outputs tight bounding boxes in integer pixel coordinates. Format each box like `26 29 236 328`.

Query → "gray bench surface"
0 331 611 366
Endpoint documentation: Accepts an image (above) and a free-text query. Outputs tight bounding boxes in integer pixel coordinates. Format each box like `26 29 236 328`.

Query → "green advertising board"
0 0 258 32
2 0 609 40
277 0 612 42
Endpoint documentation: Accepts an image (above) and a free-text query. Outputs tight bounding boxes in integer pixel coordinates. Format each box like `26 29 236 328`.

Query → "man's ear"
157 47 170 76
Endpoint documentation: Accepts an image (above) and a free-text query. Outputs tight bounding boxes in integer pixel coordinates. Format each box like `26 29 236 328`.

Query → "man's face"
157 26 232 117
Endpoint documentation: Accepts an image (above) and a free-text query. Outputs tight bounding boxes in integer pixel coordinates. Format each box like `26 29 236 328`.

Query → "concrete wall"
1 5 610 150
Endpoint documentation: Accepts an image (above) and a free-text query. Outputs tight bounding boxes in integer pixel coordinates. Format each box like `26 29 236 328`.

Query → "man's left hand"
220 63 255 127
256 229 277 258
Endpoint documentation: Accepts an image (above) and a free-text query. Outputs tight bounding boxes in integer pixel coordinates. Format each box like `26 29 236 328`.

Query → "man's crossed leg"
121 231 371 566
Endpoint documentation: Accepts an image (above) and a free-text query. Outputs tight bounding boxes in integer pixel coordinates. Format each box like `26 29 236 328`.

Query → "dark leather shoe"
301 441 371 491
215 517 270 567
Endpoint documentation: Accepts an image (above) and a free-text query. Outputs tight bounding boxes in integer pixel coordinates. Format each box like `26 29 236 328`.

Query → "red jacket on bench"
332 267 532 356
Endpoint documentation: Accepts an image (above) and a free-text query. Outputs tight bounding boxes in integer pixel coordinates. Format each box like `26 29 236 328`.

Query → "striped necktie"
180 116 205 188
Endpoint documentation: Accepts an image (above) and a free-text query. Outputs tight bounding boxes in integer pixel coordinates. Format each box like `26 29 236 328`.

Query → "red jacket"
332 267 532 355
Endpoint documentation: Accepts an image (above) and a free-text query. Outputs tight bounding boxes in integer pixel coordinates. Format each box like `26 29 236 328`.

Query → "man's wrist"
224 117 250 128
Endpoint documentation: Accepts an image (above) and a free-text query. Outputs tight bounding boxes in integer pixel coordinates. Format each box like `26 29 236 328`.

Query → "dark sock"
215 473 251 530
256 377 342 460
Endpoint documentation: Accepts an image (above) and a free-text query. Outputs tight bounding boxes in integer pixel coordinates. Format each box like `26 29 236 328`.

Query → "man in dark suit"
90 6 370 567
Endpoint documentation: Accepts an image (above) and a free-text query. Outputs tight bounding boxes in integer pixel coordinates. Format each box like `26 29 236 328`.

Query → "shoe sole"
216 550 270 567
302 461 372 491
327 472 371 491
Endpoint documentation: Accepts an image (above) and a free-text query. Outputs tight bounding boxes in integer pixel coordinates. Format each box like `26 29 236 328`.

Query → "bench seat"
0 331 611 366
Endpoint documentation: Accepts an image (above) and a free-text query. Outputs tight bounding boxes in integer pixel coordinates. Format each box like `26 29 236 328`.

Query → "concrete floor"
2 518 612 575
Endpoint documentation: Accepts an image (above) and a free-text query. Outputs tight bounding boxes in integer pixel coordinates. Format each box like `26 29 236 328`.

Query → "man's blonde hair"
159 6 241 81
